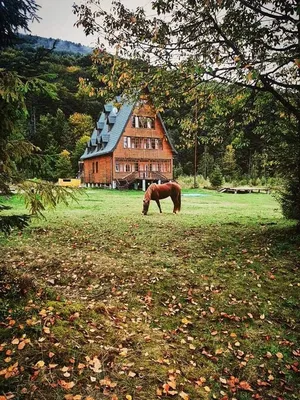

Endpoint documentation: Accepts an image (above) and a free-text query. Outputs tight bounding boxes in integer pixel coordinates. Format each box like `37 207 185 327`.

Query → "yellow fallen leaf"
181 317 192 325
119 348 128 356
35 360 45 369
168 380 176 389
179 391 189 400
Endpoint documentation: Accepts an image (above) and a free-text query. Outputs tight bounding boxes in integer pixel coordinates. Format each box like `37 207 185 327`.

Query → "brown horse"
142 182 181 215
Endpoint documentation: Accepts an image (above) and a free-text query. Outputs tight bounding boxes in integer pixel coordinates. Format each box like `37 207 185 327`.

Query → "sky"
28 0 152 48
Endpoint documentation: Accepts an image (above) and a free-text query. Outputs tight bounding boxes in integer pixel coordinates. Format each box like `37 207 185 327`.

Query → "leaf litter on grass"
0 191 299 399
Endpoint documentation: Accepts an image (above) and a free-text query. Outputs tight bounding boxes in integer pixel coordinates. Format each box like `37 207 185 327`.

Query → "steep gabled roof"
80 99 176 160
81 102 133 160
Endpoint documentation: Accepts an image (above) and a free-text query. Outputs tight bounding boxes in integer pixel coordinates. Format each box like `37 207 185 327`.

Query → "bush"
279 178 300 222
209 166 223 188
177 175 210 189
174 165 183 179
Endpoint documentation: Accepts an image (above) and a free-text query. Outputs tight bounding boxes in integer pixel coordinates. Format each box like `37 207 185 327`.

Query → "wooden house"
80 96 177 190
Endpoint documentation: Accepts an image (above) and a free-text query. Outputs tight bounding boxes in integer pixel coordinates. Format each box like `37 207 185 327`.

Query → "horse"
142 182 181 215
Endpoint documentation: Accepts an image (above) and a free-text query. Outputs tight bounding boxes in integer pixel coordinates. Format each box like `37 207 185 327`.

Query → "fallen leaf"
35 360 45 369
18 341 26 350
238 381 253 391
59 380 75 390
181 317 192 325
179 391 189 400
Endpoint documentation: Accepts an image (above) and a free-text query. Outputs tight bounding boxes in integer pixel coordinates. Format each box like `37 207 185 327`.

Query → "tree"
223 144 238 180
72 134 90 174
0 0 77 234
0 0 40 48
69 112 94 141
209 166 224 189
55 150 73 179
74 0 300 223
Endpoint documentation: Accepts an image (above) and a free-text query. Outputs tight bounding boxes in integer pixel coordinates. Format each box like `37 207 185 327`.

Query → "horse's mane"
144 183 156 201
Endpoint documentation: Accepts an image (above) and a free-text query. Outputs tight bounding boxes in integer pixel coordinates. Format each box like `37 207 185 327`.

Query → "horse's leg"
155 199 162 213
171 196 177 213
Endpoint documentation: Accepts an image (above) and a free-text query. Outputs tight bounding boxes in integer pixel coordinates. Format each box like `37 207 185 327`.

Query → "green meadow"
0 189 299 400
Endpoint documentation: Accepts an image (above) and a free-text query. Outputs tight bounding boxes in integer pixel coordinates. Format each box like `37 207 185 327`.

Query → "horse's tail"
177 188 181 212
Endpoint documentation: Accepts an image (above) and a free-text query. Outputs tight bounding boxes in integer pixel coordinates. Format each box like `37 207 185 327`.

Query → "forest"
0 36 293 186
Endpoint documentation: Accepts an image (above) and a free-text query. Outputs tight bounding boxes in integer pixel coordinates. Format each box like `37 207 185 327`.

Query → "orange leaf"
238 381 253 391
18 341 26 350
59 380 75 390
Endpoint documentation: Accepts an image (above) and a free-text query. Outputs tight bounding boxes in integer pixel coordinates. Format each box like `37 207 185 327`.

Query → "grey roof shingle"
81 103 133 160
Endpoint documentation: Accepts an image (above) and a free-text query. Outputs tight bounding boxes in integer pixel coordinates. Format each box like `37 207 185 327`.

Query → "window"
123 137 131 148
134 162 139 171
146 138 151 149
96 162 98 173
125 164 131 172
92 162 95 173
147 117 155 129
132 115 155 129
115 163 119 172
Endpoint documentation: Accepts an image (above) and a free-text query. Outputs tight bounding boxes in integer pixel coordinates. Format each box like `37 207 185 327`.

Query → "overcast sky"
28 0 152 48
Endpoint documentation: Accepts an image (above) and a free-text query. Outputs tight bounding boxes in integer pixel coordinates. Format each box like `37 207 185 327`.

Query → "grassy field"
0 188 299 400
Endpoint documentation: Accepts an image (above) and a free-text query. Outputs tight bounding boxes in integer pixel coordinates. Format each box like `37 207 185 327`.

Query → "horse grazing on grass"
142 182 181 215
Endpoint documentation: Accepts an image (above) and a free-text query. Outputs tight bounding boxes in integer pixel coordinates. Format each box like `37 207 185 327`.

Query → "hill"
18 33 92 55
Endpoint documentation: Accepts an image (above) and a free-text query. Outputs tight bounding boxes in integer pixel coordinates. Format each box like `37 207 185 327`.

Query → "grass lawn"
0 188 299 400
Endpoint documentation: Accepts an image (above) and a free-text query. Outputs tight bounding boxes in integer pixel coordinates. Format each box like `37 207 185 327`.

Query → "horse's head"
142 199 150 215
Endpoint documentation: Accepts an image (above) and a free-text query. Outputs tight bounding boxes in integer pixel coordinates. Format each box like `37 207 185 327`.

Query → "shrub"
209 166 223 188
279 178 300 222
177 175 210 189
